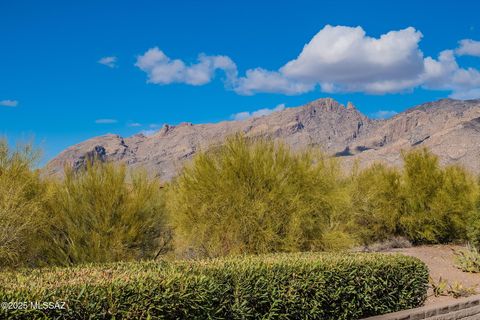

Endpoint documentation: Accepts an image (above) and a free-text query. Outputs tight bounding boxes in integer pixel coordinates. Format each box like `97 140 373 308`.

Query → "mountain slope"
343 98 480 171
44 98 480 180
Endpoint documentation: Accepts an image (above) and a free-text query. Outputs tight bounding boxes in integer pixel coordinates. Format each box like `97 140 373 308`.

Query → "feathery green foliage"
0 139 49 267
350 148 477 245
399 149 476 244
167 134 352 258
467 211 480 249
467 186 480 248
398 148 445 243
0 253 428 320
350 163 402 244
1 134 480 269
44 161 170 265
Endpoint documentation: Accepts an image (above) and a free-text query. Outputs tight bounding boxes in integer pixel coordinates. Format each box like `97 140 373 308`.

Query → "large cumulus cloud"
135 26 480 99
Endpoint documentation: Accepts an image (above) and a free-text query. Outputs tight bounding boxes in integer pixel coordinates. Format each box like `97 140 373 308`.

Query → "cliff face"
44 98 480 180
343 98 480 171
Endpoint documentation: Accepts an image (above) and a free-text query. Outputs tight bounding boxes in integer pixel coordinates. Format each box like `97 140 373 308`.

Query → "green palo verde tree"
350 163 403 245
46 160 170 265
399 148 476 244
167 134 352 258
0 139 49 268
465 176 480 248
349 149 477 246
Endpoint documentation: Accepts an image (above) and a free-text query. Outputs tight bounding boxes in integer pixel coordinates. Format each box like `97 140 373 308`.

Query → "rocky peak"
44 98 480 180
306 97 342 111
158 124 172 135
72 145 107 172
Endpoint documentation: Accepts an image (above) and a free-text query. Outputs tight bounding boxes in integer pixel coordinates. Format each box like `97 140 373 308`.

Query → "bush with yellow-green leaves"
350 148 478 246
167 135 353 258
0 139 49 267
2 135 480 269
44 161 172 266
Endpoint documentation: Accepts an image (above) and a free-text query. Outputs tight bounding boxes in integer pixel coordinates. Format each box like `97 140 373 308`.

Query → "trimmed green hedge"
0 253 428 319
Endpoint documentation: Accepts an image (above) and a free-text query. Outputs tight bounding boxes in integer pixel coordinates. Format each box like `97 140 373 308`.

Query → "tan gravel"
387 245 480 306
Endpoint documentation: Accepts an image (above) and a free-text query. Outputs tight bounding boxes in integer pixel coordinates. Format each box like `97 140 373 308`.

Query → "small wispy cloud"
450 88 480 100
370 110 398 119
140 129 157 136
0 100 18 107
149 123 160 128
95 118 118 124
231 103 286 121
128 122 142 127
98 56 118 68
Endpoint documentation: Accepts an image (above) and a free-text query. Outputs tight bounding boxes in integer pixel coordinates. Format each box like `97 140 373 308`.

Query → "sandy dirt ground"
387 245 480 306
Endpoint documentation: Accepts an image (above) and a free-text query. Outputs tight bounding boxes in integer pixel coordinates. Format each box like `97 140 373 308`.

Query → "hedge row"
0 253 429 319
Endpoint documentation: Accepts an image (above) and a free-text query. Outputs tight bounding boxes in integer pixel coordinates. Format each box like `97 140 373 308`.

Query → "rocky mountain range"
44 98 480 180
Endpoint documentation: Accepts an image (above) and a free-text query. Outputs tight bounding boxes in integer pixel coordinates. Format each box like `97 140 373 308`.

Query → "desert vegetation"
0 140 49 267
167 135 352 258
0 253 428 319
45 162 171 265
1 134 480 265
350 149 478 246
2 134 480 318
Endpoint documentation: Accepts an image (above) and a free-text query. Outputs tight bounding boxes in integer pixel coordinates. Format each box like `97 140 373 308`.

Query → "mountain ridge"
45 97 480 180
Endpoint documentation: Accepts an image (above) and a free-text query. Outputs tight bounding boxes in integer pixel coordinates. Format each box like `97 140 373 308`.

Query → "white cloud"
98 56 117 68
235 26 426 95
456 39 480 57
449 88 480 100
232 112 250 121
234 26 480 98
422 50 480 98
135 47 237 86
281 26 424 93
234 69 314 95
370 110 398 119
0 100 18 107
232 103 286 120
135 26 480 99
128 122 142 127
140 129 157 136
95 119 118 124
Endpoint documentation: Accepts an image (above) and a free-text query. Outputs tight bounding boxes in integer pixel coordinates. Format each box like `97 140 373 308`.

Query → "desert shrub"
350 163 402 244
428 165 477 241
430 276 477 298
0 253 428 320
167 134 352 258
359 237 412 252
399 149 476 244
454 245 480 273
467 182 480 248
349 149 476 245
399 148 445 243
320 230 357 251
45 161 170 265
467 210 480 249
0 139 49 268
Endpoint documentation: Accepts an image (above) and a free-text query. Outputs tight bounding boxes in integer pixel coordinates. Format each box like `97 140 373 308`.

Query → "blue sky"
1 0 479 165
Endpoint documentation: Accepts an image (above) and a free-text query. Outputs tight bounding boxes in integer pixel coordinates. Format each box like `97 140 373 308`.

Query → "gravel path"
388 245 480 306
